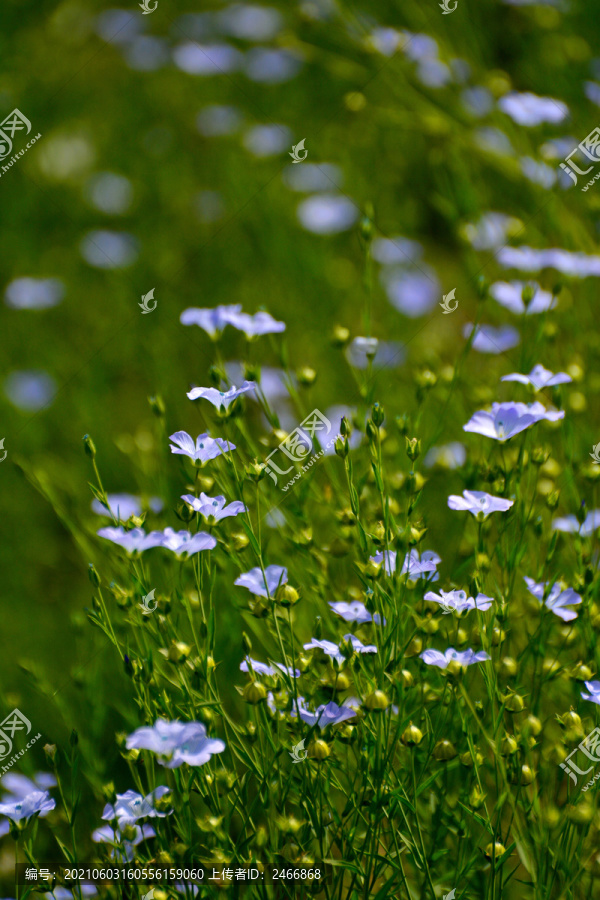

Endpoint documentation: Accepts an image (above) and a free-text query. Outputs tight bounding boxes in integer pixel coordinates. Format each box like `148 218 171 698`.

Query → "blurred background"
1 0 600 870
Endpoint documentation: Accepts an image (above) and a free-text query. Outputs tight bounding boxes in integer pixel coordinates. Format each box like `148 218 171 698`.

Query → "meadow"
2 0 600 898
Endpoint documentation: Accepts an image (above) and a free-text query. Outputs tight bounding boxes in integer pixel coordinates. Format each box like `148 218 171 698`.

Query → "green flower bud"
243 681 267 704
485 842 506 860
500 734 518 756
82 434 96 458
401 723 423 746
148 394 165 417
405 436 421 461
371 403 385 427
433 739 456 761
275 584 300 607
331 325 351 348
88 563 101 588
308 739 330 761
296 366 317 386
365 690 389 711
334 436 349 458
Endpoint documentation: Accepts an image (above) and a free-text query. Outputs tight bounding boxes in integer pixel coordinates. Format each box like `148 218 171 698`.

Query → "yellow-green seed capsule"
504 693 525 713
433 740 456 761
308 739 330 761
469 786 486 808
485 842 506 860
500 734 518 756
331 325 351 347
567 802 594 825
365 690 390 711
523 715 542 736
243 681 267 704
401 723 423 746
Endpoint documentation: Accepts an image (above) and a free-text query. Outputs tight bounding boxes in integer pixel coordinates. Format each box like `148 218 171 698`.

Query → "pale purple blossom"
303 635 377 664
463 323 520 354
1 773 56 799
91 823 155 862
552 510 600 537
186 381 256 408
151 528 217 557
447 490 514 518
370 549 441 581
181 493 246 522
463 401 565 441
97 527 165 555
180 305 242 338
498 91 568 126
501 365 572 390
424 589 494 613
490 281 557 315
91 494 163 520
423 442 466 469
497 246 600 278
0 790 55 823
169 431 236 463
329 600 385 625
234 565 288 597
382 268 440 318
463 212 521 250
524 576 582 621
420 647 491 668
126 719 225 768
239 657 300 678
224 309 286 338
5 277 64 310
291 698 357 729
581 681 600 705
101 787 172 826
296 194 358 234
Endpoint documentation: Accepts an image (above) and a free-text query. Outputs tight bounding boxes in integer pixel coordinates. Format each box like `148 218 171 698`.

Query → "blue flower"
101 787 172 827
223 309 286 338
91 823 155 862
490 281 557 315
126 719 225 768
424 589 494 613
234 565 288 597
423 442 466 470
296 194 358 234
97 527 165 555
240 657 300 678
498 91 568 126
181 493 246 522
151 528 217 557
463 323 520 354
91 494 163 520
552 510 600 537
464 401 564 441
329 600 385 625
420 648 491 669
303 635 377 665
1 773 56 798
524 577 582 621
291 698 357 729
0 790 55 823
371 549 441 581
169 431 236 463
186 381 256 408
447 490 514 518
501 364 572 391
4 277 64 310
581 681 600 705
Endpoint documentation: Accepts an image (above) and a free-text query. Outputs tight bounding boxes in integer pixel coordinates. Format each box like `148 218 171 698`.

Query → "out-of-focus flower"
490 281 556 315
243 124 291 157
447 490 514 518
101 787 172 826
150 528 217 557
173 42 242 75
4 277 64 310
420 648 491 668
235 565 288 597
424 589 494 613
97 527 165 555
4 370 57 412
372 236 423 265
464 323 520 354
462 212 522 250
223 309 285 337
296 194 358 234
497 246 600 277
125 719 225 768
463 401 564 441
423 442 466 469
498 91 568 126
329 600 385 625
245 48 302 83
524 577 582 621
240 657 300 678
291 698 357 729
169 431 236 463
0 773 56 799
80 231 139 269
581 681 600 705
216 4 283 41
180 304 242 338
86 173 133 214
91 823 155 862
552 510 600 537
196 105 242 137
303 635 377 664
283 163 343 192
181 493 246 522
91 494 163 519
187 381 256 407
520 157 557 188
501 364 572 390
345 337 405 370
370 549 441 581
382 268 440 318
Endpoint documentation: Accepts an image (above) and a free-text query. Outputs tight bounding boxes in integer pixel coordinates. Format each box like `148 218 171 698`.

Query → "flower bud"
546 490 560 511
88 563 101 588
571 662 594 682
168 641 192 663
243 681 267 704
400 669 414 688
567 802 594 825
148 394 165 417
44 744 57 766
331 325 351 348
401 723 423 746
335 436 349 458
297 367 317 386
246 460 266 482
485 842 506 860
405 437 421 461
405 636 423 657
82 434 96 458
469 786 486 808
523 715 542 737
500 734 518 756
499 656 517 678
433 739 456 761
231 532 250 551
371 403 385 427
365 690 389 711
504 693 525 713
308 739 330 761
275 584 300 607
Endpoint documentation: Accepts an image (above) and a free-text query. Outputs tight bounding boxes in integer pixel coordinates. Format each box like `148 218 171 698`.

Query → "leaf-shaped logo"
289 138 308 163
139 588 158 614
440 288 458 314
290 738 308 763
139 288 157 314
